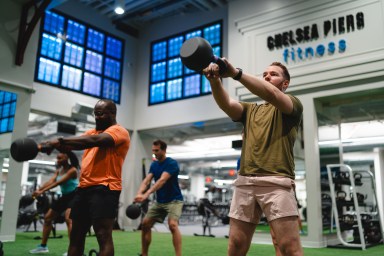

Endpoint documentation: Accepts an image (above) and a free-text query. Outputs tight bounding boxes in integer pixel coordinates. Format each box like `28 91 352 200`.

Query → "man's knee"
141 219 154 232
278 235 302 255
168 222 179 233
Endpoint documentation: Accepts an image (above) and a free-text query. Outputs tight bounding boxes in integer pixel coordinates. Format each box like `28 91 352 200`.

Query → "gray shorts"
229 175 298 224
146 200 184 223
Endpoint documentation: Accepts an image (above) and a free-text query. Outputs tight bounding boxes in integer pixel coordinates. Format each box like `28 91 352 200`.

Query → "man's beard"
95 121 110 131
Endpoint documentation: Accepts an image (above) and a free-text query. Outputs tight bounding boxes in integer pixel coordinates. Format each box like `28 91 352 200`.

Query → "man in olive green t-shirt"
203 60 303 256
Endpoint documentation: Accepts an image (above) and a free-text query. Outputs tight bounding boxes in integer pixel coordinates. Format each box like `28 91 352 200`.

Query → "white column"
21 161 30 187
0 85 32 242
373 147 384 230
0 158 3 193
301 95 326 247
119 134 153 231
190 173 205 202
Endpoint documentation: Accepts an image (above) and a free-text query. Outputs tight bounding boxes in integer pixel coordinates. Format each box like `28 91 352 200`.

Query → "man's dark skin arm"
48 133 115 152
134 172 172 203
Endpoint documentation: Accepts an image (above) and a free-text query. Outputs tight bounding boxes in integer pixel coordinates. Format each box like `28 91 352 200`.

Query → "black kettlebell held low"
10 137 53 162
180 37 227 74
126 202 142 220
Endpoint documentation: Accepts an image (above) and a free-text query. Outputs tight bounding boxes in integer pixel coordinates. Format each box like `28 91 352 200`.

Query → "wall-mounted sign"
266 12 364 63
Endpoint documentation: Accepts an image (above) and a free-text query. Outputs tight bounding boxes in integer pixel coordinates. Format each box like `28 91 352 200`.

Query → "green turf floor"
2 230 383 255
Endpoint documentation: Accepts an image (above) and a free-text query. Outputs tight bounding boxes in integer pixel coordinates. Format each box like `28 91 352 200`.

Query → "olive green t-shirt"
238 95 303 179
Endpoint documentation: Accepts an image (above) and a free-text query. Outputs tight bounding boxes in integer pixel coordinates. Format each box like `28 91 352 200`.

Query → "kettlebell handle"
212 56 227 75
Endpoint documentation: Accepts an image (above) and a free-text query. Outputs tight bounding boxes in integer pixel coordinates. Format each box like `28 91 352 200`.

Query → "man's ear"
282 80 289 92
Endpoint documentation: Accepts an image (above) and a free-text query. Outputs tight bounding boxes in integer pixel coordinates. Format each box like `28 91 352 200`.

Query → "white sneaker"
29 245 49 254
63 252 68 256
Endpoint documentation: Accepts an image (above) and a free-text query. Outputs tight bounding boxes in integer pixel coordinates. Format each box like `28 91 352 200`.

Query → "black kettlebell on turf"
126 202 142 220
180 37 227 74
10 137 53 162
88 249 99 256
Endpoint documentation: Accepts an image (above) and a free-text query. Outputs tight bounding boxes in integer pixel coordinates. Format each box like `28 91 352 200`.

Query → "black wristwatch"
233 68 243 81
58 137 65 145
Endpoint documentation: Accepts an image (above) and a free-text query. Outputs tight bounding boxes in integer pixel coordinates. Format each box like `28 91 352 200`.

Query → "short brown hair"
270 62 290 81
153 139 167 151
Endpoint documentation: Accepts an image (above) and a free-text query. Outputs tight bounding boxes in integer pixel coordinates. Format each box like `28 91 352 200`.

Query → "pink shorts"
228 175 298 224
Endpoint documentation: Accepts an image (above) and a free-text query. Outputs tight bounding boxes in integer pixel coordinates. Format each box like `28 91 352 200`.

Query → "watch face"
234 68 242 80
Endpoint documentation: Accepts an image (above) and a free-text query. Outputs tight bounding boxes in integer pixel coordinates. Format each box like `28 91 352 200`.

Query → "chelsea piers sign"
266 12 365 64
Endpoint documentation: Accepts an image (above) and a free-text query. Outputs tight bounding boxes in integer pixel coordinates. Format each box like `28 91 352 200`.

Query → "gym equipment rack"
326 164 384 250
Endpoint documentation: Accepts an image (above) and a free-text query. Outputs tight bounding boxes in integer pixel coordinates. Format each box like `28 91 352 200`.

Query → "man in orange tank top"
47 99 130 256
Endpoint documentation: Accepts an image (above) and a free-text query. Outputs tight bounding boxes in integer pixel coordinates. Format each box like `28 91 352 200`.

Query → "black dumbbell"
126 202 142 220
180 37 227 74
10 137 53 162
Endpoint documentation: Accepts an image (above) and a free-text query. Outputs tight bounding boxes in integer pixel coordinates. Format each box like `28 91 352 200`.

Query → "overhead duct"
27 120 77 136
71 102 95 123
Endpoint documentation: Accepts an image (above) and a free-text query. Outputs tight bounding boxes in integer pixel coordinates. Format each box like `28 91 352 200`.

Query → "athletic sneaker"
63 253 68 256
29 245 49 254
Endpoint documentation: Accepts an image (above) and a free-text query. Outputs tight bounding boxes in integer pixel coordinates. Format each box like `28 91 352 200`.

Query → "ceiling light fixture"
167 148 240 160
114 0 125 15
28 159 56 166
318 136 384 146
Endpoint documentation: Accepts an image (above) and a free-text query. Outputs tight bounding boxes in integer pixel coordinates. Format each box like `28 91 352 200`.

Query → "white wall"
0 0 37 87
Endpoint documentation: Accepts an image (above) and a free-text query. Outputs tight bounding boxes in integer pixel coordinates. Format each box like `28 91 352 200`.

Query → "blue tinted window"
103 79 120 102
167 79 182 100
43 11 65 35
0 119 8 133
167 58 182 78
152 41 167 61
184 75 201 97
202 76 211 93
104 58 120 80
87 28 105 52
83 72 101 96
204 24 221 45
149 21 221 105
150 82 165 104
186 30 202 40
85 50 103 74
64 42 84 67
67 19 85 44
168 36 183 57
106 36 122 59
37 57 61 84
61 65 82 90
151 62 166 82
41 33 63 60
0 89 17 134
36 10 125 104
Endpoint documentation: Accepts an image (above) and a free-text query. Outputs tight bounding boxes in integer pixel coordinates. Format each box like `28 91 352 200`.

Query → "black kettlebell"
88 249 99 256
126 202 142 220
180 37 227 74
221 215 230 225
10 137 53 162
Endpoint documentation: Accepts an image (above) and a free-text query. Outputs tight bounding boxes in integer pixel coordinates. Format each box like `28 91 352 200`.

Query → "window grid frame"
34 9 125 104
0 90 17 134
148 20 223 106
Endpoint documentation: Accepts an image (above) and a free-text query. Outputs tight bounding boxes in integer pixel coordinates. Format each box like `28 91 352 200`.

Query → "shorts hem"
267 211 299 222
